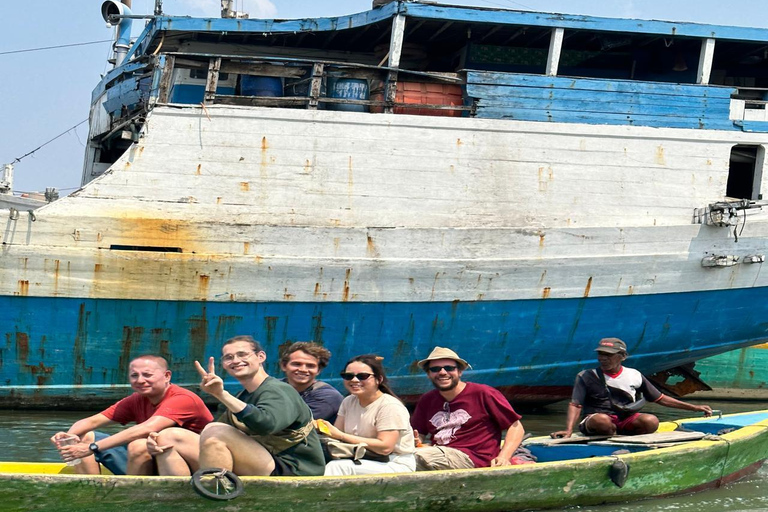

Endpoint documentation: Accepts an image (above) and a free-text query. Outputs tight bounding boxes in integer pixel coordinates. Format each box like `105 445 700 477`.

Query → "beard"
431 375 459 391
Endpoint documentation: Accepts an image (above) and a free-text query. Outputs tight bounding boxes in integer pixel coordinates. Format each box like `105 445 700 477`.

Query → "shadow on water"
2 399 766 511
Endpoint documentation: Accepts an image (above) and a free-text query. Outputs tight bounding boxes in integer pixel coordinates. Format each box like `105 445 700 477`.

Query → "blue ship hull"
3 286 767 408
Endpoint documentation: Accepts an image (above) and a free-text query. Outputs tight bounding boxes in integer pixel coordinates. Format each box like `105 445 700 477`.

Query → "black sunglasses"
340 372 374 381
428 365 458 373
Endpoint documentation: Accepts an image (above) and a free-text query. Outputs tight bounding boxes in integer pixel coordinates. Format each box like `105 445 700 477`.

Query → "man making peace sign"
190 335 325 476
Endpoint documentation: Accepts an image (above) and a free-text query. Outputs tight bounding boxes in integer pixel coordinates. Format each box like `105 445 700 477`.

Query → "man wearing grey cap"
551 337 712 439
410 346 534 470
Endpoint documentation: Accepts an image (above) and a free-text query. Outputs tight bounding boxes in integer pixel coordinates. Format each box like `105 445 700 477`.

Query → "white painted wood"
697 38 715 85
388 14 406 68
3 105 768 304
546 28 564 76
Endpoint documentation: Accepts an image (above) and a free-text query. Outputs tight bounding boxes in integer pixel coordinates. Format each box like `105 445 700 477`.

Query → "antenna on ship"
154 0 162 15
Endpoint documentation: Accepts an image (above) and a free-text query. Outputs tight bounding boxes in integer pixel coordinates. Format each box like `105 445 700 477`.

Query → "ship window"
189 69 229 81
727 145 764 200
109 245 183 253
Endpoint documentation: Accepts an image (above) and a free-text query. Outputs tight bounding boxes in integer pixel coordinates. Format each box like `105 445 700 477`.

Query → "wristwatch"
89 442 101 454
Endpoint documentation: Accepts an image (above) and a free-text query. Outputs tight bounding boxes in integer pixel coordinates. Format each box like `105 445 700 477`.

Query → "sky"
1 0 768 195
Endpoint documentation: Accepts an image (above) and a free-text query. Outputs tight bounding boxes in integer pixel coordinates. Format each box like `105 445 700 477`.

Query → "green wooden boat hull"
695 344 768 398
2 411 767 512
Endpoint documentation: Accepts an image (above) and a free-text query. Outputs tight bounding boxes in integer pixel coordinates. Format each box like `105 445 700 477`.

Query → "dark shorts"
579 413 641 435
270 455 295 476
93 431 129 475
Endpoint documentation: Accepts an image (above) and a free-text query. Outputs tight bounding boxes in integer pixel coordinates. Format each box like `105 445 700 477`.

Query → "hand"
147 432 173 456
550 430 572 439
413 429 423 448
195 357 225 398
58 441 92 462
697 405 713 417
490 456 511 467
319 421 345 441
50 431 79 446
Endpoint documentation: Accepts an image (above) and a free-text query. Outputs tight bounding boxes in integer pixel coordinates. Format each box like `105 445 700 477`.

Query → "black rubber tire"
191 468 244 501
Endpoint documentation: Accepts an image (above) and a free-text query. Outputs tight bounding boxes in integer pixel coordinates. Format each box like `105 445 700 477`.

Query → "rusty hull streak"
72 303 89 386
583 276 593 297
15 332 29 362
198 274 210 298
17 280 29 296
342 269 351 302
542 287 551 298
188 308 209 365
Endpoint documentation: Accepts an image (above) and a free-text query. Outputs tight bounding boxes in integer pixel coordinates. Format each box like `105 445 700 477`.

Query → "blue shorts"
93 431 129 475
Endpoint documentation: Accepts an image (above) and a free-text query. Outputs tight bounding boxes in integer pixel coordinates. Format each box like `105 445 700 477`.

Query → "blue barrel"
328 78 369 112
240 75 283 97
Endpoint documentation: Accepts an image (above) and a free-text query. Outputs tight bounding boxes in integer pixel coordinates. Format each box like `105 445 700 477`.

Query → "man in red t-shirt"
411 347 533 470
52 355 212 475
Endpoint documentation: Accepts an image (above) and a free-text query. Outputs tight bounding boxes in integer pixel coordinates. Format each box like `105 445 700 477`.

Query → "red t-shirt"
411 382 522 468
101 384 213 433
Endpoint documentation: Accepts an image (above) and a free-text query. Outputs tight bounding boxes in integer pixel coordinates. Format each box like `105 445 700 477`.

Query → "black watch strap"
89 442 101 454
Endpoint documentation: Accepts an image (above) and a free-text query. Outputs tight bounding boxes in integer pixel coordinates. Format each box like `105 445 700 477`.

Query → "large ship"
3 0 768 408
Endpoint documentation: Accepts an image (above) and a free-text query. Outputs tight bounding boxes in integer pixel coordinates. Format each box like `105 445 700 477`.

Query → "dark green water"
2 399 766 511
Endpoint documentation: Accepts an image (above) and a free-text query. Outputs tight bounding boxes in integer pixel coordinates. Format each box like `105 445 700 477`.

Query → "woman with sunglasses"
322 354 416 475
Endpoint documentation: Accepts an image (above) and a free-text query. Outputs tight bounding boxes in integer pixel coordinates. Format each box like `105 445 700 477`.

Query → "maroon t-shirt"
101 384 213 433
411 382 522 467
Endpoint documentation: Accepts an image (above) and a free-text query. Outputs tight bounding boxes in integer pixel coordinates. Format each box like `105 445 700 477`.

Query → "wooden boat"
693 343 768 399
1 410 767 511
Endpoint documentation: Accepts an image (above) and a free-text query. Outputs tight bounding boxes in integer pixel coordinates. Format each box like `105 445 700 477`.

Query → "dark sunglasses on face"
340 372 374 381
428 365 458 373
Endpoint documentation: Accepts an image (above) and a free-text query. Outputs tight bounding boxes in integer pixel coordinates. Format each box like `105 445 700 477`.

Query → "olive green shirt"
219 376 325 476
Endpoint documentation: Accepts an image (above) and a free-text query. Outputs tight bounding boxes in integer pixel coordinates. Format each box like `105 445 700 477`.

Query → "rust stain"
311 313 324 344
539 270 547 284
73 303 89 386
196 164 202 175
240 182 250 191
138 146 145 156
16 332 29 361
655 146 667 166
213 315 242 346
283 288 295 300
216 197 222 204
260 137 269 178
94 264 103 273
539 233 545 247
456 138 463 146
17 280 29 296
314 282 321 296
243 242 250 255
583 277 593 297
304 159 312 173
150 328 172 360
542 287 551 299
188 308 209 364
348 156 354 192
342 269 351 302
628 285 634 295
117 327 144 383
366 235 380 258
264 316 278 348
116 217 191 250
20 257 28 270
198 274 210 297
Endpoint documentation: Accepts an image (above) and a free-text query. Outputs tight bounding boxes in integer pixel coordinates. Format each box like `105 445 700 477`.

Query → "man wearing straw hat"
410 346 534 470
